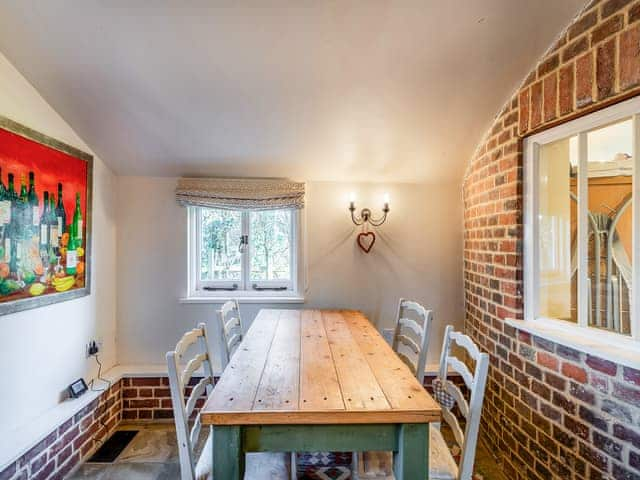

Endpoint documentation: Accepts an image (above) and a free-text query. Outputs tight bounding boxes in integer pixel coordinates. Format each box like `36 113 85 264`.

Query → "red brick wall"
0 380 122 480
463 1 640 479
0 373 449 480
0 375 212 480
121 377 174 421
121 376 207 422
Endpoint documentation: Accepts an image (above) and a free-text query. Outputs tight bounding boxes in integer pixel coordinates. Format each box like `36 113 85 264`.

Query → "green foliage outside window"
250 210 291 281
199 208 291 283
200 209 241 281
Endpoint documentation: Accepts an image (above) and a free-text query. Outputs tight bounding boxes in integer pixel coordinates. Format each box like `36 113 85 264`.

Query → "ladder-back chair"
218 299 243 369
432 325 489 479
354 325 489 480
166 323 216 480
391 298 433 381
167 322 290 479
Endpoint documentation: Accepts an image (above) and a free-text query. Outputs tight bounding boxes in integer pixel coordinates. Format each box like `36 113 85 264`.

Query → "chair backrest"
166 323 216 480
391 298 432 381
436 325 489 480
218 299 243 369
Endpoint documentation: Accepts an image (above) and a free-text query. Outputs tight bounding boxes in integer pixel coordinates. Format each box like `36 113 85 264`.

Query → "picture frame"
0 115 92 316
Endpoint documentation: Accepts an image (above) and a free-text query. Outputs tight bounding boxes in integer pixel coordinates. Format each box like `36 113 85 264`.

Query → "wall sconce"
348 193 390 226
348 193 390 253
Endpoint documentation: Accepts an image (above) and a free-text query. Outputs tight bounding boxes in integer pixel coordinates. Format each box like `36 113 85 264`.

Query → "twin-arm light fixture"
348 193 390 253
348 193 390 226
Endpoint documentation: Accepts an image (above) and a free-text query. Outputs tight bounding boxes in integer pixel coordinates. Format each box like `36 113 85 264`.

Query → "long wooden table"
200 309 441 479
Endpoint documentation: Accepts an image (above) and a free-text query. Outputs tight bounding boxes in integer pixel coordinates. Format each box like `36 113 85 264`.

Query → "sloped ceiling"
0 1 584 182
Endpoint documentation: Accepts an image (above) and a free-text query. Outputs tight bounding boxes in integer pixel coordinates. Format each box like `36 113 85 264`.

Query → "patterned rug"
296 452 352 480
296 447 485 480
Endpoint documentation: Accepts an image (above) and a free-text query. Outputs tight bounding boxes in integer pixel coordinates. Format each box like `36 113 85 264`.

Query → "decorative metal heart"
357 231 376 253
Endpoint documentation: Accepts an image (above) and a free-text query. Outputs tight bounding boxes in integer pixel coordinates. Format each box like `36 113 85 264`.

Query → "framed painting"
0 115 92 315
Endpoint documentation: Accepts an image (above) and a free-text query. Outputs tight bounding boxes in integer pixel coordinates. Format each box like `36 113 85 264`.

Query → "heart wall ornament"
357 231 376 253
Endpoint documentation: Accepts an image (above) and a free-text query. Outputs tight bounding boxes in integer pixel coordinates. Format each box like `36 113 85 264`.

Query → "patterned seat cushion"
429 425 459 479
432 378 456 411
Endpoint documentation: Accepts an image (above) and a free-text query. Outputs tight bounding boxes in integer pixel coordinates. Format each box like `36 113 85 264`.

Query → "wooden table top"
201 309 441 426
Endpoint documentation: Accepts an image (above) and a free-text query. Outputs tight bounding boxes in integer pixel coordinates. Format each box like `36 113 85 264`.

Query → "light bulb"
349 192 356 209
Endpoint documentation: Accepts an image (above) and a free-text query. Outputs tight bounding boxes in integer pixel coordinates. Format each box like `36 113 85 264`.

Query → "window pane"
200 208 241 281
250 209 291 282
586 119 632 335
538 136 577 322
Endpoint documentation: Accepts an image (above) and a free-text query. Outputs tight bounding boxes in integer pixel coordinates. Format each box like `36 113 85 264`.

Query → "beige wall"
0 52 117 434
116 177 463 371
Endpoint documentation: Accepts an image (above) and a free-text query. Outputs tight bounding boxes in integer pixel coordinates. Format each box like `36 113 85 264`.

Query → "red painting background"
0 128 88 231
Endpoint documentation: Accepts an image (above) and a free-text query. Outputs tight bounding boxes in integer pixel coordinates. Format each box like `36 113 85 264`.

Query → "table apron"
242 424 409 452
212 423 430 480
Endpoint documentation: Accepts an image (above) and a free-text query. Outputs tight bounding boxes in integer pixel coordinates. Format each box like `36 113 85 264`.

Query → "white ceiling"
0 1 584 182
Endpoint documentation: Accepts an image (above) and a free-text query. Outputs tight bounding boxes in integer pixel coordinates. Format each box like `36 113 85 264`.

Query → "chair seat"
355 425 459 480
428 425 459 479
195 434 291 480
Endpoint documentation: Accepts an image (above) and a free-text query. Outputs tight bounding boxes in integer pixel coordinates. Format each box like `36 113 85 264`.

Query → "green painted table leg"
212 426 244 480
393 423 429 480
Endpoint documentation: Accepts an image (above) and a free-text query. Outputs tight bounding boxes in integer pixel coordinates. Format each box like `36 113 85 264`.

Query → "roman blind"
175 177 305 210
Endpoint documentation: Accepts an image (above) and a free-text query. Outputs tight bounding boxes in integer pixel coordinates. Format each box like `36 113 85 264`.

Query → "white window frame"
523 96 640 342
185 206 305 302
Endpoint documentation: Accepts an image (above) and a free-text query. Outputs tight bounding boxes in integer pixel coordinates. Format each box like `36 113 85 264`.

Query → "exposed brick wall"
0 375 211 480
0 373 453 480
0 380 122 480
121 377 174 421
463 1 640 479
121 376 207 422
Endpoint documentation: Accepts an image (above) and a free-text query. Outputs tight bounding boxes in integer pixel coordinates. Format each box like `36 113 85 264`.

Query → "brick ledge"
0 364 172 470
1 361 457 476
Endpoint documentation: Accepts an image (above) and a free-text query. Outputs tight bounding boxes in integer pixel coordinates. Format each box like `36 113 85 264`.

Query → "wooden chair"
354 325 489 480
167 323 290 480
217 299 243 369
431 325 490 479
391 298 433 382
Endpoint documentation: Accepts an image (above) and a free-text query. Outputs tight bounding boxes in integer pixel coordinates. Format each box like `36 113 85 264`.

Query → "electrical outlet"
87 340 99 357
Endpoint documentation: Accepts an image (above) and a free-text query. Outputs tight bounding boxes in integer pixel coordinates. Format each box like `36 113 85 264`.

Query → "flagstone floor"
69 423 507 480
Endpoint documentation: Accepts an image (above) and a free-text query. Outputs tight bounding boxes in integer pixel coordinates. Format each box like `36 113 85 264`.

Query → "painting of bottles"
0 116 91 315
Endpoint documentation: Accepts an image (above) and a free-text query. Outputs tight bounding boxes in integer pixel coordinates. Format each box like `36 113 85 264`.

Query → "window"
524 98 639 341
188 206 302 299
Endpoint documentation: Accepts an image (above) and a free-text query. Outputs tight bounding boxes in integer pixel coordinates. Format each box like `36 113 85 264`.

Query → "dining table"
200 308 441 479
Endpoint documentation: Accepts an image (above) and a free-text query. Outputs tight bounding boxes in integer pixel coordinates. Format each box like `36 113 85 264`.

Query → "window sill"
179 295 305 304
506 317 640 370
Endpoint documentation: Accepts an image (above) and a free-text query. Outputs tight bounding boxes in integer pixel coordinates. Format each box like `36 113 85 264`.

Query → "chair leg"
351 451 360 480
290 452 297 479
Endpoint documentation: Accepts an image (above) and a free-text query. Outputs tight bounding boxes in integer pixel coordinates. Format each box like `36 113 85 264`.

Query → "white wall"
0 45 463 436
0 53 117 435
116 177 463 371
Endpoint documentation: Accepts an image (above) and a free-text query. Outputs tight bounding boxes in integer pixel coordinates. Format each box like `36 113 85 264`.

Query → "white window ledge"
179 295 305 304
506 317 640 370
